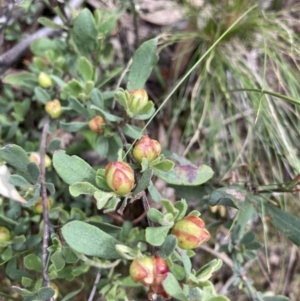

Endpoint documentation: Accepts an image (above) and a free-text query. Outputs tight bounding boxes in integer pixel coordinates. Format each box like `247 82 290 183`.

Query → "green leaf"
160 235 177 258
62 246 79 263
174 200 188 221
38 287 55 301
47 139 61 151
127 38 159 90
38 17 63 29
147 208 164 223
61 221 121 259
70 182 100 197
78 57 94 81
152 159 175 172
34 87 51 104
24 184 41 207
145 226 170 246
30 38 57 56
265 204 300 246
90 89 104 109
95 169 111 191
195 259 223 282
90 105 123 122
122 124 144 139
3 72 36 88
209 186 247 210
240 231 255 245
148 181 162 202
68 97 90 118
9 175 31 187
45 182 55 195
162 272 188 301
132 169 153 196
61 284 84 301
51 250 65 271
53 151 96 186
60 121 88 132
61 79 83 98
24 254 42 272
71 8 98 56
0 144 33 182
154 164 214 186
27 162 40 183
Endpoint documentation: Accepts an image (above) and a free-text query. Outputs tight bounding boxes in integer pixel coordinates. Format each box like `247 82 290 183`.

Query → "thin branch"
0 0 84 74
88 272 101 301
39 117 52 300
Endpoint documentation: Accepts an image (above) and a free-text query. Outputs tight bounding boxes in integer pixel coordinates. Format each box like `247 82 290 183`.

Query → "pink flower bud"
45 99 62 119
132 135 161 163
130 255 170 299
128 89 149 113
29 152 52 168
88 116 105 134
172 216 211 250
105 161 135 195
38 72 52 88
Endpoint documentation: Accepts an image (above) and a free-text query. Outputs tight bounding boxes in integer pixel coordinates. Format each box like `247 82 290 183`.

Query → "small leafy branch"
0 3 298 301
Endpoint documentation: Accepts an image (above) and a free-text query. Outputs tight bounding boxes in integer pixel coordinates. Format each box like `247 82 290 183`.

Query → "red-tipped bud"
0 227 11 243
29 152 52 168
38 72 52 88
88 116 105 134
130 255 170 299
45 99 62 119
133 135 161 163
128 89 149 113
105 161 135 196
33 197 53 214
172 216 211 250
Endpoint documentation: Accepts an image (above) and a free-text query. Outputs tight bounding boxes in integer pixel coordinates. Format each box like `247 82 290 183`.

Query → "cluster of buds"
105 161 135 196
38 72 52 89
88 116 105 134
172 216 210 250
45 99 62 119
130 255 169 300
29 152 52 168
128 89 149 114
133 135 161 163
33 197 53 214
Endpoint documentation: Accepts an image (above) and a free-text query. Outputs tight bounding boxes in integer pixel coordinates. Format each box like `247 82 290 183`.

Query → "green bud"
38 72 52 88
45 99 62 119
128 89 148 113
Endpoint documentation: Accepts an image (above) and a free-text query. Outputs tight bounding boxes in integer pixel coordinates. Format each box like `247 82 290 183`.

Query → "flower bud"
29 152 52 168
128 89 148 113
130 255 169 299
33 197 53 214
45 99 62 119
38 72 52 88
172 216 211 250
0 227 11 243
50 282 59 300
88 116 105 134
133 135 161 163
105 161 135 195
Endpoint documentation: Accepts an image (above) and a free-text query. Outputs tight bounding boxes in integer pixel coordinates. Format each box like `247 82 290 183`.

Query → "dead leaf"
140 1 185 26
0 165 27 203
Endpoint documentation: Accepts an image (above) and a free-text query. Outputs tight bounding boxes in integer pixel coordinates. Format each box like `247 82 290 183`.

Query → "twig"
39 117 52 299
88 272 101 301
0 0 84 74
129 0 139 49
